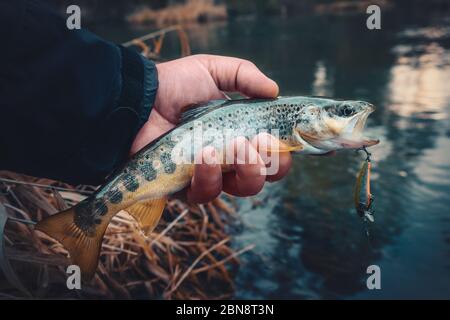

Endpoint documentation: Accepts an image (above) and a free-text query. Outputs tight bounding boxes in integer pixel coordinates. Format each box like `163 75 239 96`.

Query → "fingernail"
203 147 217 165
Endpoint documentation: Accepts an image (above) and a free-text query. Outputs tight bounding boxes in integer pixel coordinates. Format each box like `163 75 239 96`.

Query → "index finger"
198 55 279 98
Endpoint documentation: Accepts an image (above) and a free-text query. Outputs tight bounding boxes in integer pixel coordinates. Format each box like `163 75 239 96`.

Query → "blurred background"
44 0 450 299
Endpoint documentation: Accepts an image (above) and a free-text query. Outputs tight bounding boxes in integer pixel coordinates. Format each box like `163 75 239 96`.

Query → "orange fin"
125 197 166 235
35 205 109 280
259 140 303 153
296 130 320 144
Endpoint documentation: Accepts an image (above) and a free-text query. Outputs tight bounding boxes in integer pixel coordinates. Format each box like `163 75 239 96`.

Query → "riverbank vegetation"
0 170 253 299
128 0 227 26
43 0 449 25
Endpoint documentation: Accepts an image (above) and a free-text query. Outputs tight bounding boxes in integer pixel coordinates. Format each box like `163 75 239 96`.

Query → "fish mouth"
295 103 379 151
341 104 379 148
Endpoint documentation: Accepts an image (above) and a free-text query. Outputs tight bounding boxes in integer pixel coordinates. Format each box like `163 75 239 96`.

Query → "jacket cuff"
83 46 158 184
117 45 158 129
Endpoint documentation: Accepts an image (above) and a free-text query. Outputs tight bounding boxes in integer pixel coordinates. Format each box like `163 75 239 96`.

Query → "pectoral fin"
259 140 303 153
125 197 167 235
296 130 320 145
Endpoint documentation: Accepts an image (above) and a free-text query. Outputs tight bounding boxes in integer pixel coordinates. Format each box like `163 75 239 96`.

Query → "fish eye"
340 104 355 117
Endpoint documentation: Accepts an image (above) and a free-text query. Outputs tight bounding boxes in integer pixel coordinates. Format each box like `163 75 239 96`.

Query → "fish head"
293 99 379 152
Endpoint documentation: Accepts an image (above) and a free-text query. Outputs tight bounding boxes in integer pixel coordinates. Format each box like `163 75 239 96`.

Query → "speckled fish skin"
74 96 378 234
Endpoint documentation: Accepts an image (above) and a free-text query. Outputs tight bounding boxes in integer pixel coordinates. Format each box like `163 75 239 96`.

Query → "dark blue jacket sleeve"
0 0 158 185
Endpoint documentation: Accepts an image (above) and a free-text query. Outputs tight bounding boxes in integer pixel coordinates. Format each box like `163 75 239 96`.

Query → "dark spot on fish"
123 173 139 192
160 152 171 163
107 188 123 204
160 152 176 174
189 127 193 130
208 124 212 127
74 199 93 217
94 199 108 216
127 161 139 171
140 162 157 181
165 162 176 174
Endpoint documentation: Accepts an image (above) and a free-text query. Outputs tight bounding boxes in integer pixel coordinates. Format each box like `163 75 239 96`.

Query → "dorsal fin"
179 99 228 123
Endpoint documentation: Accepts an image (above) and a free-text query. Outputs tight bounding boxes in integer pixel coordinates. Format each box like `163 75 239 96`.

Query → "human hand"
130 54 292 203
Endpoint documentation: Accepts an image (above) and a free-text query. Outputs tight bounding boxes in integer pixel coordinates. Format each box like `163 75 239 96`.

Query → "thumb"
199 55 279 98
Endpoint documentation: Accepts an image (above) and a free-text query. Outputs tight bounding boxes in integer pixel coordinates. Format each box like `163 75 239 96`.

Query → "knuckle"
192 53 209 60
240 59 256 68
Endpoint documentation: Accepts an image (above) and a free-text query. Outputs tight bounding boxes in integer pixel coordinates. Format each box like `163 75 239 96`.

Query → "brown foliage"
127 0 227 27
0 171 253 299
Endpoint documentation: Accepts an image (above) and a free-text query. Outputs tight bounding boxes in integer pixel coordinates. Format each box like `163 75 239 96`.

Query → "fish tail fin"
35 205 108 280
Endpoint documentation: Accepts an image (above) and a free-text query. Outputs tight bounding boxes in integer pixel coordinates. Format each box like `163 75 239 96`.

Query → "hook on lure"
360 146 371 162
354 146 375 223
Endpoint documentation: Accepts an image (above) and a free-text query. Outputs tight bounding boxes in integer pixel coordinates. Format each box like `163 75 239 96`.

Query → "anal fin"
125 197 167 235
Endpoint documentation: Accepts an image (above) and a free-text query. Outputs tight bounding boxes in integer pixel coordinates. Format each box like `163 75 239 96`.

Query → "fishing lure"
354 147 374 222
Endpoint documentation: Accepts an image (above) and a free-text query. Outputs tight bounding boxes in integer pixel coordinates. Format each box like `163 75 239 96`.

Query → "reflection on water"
389 42 449 119
93 8 450 299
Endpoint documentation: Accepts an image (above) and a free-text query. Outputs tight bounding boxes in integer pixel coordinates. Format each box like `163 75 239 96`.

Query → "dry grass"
123 25 191 61
128 0 227 27
0 171 253 299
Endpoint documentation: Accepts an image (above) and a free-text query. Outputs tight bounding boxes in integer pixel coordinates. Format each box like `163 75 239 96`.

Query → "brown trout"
36 96 379 278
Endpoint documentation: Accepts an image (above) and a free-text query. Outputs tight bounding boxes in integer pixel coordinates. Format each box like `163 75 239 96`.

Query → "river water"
93 7 450 299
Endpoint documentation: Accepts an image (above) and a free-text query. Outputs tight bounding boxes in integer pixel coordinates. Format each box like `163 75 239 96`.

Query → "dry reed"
0 171 252 299
127 0 227 27
122 25 191 60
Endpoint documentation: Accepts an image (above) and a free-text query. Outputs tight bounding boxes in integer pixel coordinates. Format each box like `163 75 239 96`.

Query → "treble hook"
357 146 372 162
